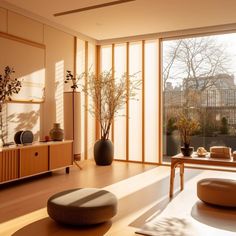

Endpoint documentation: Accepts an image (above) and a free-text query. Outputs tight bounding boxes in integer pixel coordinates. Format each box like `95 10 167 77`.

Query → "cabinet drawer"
49 142 72 170
20 146 48 177
0 149 19 183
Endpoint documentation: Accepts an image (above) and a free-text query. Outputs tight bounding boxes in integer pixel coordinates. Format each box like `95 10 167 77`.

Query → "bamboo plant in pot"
65 70 140 165
176 111 199 156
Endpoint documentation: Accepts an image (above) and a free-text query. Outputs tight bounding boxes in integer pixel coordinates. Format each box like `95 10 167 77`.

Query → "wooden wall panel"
8 11 44 43
43 25 74 136
0 7 7 32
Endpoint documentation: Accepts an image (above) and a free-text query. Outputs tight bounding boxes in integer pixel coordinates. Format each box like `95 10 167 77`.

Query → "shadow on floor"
12 217 112 236
191 201 236 232
128 169 201 228
135 217 198 236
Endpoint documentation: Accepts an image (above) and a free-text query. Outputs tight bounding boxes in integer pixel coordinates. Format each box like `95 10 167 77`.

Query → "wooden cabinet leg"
180 163 184 191
65 167 70 174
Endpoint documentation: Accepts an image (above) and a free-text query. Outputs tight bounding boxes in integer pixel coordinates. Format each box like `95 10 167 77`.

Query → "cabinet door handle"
35 152 38 157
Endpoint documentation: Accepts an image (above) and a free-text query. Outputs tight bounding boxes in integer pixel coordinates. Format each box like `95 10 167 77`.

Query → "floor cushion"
197 178 236 207
47 188 118 225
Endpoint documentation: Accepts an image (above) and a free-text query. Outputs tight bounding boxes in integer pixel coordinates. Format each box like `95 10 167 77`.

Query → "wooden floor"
0 160 236 236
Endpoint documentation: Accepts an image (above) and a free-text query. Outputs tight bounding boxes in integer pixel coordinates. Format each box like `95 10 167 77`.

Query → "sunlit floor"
0 160 236 236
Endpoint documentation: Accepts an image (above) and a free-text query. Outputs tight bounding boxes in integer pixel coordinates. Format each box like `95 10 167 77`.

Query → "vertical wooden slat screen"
75 38 86 160
87 43 96 158
97 40 161 163
158 39 162 164
95 45 101 141
111 44 115 143
142 40 145 163
84 41 88 160
126 42 129 161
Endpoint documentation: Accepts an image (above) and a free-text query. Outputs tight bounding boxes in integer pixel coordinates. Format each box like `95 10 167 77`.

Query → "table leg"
169 162 176 198
180 163 184 191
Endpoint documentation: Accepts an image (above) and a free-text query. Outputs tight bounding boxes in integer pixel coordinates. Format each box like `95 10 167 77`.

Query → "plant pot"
180 146 194 157
94 139 114 165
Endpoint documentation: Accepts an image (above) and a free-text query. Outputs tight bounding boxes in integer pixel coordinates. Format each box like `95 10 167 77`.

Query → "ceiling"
4 0 236 41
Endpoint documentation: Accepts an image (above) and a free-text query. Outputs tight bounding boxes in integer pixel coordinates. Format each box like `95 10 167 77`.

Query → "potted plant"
0 66 22 146
176 111 199 156
65 70 140 165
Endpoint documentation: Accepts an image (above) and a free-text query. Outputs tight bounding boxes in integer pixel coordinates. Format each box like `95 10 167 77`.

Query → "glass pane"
100 46 113 140
145 40 159 162
129 42 142 161
162 33 236 162
114 44 126 160
101 45 112 71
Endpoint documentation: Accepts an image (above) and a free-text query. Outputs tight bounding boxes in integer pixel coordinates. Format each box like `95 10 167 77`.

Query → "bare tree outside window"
162 33 236 161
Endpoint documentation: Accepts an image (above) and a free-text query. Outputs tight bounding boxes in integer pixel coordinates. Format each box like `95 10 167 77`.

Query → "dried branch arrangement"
0 66 22 145
65 70 141 141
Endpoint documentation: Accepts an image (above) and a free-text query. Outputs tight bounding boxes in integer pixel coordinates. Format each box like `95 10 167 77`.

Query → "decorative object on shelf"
210 146 231 159
176 111 199 157
20 130 34 144
196 147 207 157
66 70 141 165
14 130 34 145
0 66 22 146
14 130 23 144
49 123 64 141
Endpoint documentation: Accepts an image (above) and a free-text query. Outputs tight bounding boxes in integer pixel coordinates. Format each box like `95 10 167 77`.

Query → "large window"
162 33 236 161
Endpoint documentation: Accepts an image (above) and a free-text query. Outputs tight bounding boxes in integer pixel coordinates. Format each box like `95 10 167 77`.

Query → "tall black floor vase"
94 139 114 165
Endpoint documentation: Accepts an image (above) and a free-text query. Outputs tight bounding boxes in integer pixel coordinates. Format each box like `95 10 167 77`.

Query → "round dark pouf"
197 178 236 207
47 188 118 226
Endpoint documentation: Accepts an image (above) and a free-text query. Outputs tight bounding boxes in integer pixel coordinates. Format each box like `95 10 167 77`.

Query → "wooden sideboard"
0 140 73 184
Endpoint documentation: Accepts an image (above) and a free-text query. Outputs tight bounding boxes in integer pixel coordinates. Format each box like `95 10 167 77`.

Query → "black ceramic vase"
180 146 194 157
94 139 114 165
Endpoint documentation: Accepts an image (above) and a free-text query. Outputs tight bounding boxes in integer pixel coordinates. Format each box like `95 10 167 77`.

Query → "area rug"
134 169 236 236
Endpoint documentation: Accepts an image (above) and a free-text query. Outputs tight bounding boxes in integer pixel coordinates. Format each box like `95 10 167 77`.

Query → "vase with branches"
65 69 140 165
176 111 199 156
0 66 22 146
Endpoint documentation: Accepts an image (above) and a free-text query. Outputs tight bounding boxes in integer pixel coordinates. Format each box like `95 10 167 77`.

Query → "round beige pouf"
197 178 236 207
47 188 118 225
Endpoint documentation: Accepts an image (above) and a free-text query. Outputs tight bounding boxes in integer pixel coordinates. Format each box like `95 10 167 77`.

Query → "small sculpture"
196 147 207 157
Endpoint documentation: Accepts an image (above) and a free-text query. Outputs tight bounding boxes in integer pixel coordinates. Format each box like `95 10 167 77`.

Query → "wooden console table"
169 153 236 198
0 140 73 184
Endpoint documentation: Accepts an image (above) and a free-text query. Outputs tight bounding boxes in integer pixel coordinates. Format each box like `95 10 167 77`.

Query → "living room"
1 0 236 235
